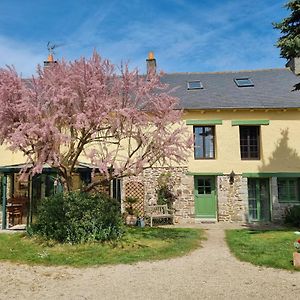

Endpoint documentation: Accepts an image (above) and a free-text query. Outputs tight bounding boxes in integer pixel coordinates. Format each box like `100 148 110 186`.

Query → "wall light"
229 170 235 185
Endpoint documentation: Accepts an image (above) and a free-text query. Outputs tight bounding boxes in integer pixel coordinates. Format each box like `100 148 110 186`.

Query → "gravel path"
0 224 300 300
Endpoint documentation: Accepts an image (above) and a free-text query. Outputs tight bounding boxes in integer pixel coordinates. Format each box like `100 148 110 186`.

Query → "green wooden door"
194 176 217 218
248 178 270 222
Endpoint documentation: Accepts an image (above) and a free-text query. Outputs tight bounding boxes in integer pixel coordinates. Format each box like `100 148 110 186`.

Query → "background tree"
273 0 300 90
0 52 192 191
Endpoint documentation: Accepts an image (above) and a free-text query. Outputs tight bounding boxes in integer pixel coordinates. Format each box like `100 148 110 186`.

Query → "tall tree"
0 52 192 191
273 0 300 89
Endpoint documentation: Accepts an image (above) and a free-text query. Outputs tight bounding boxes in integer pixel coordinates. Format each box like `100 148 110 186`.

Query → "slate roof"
161 68 300 109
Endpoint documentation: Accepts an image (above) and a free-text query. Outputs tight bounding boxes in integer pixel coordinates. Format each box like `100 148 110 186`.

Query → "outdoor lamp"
229 170 235 185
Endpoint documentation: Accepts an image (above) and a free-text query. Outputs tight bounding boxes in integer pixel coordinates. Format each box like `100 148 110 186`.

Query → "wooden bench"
145 204 174 227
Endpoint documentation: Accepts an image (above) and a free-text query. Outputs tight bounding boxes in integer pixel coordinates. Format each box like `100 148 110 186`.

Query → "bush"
284 205 300 227
31 192 123 243
156 172 176 209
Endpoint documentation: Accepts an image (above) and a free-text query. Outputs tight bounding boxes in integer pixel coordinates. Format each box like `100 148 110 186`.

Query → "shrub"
31 192 123 243
157 172 176 209
284 205 300 227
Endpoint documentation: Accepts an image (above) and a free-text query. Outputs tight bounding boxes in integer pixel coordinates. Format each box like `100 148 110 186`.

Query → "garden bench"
145 204 174 227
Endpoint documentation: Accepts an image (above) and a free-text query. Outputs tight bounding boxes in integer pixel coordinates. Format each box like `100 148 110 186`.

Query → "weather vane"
47 41 57 55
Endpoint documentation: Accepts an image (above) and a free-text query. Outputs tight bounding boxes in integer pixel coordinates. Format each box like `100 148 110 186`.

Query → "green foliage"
226 229 298 270
0 228 204 266
157 172 176 208
273 0 300 59
31 192 123 243
284 205 300 227
124 196 139 215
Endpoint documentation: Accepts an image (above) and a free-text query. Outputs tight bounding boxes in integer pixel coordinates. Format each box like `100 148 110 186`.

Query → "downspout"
1 175 7 229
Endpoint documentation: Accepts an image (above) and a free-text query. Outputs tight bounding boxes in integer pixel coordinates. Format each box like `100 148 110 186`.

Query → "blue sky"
0 0 289 77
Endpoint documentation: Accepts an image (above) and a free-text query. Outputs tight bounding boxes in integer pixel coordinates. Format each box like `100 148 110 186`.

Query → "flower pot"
293 252 300 268
126 215 137 226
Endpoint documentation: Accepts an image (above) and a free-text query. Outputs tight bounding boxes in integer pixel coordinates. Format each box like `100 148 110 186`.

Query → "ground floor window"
112 178 122 202
278 178 300 203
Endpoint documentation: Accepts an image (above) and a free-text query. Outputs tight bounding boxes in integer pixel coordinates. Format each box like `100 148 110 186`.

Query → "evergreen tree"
273 0 300 59
274 0 300 90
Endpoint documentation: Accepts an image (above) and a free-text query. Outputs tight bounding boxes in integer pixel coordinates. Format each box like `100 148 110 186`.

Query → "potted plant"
293 238 300 268
124 196 138 226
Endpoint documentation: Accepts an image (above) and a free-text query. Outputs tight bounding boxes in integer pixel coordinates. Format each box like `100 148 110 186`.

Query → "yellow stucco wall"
0 108 300 175
184 109 300 174
0 145 26 166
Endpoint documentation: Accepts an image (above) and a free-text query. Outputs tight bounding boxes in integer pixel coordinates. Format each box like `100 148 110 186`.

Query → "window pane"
239 126 260 159
278 178 299 202
198 186 204 194
205 134 214 158
194 126 215 159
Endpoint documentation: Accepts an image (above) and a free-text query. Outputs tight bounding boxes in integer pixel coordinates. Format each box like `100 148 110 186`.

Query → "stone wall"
123 167 195 223
217 175 248 222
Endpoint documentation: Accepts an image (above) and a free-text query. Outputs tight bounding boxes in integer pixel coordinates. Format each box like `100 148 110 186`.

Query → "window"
197 177 212 194
194 126 215 159
187 80 203 90
239 126 260 159
112 178 121 202
278 178 299 202
234 78 254 87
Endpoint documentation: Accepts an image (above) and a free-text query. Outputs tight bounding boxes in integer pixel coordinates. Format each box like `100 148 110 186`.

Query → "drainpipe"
1 175 7 229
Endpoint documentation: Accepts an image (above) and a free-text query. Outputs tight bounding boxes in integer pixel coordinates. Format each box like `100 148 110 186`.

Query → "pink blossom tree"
0 52 191 191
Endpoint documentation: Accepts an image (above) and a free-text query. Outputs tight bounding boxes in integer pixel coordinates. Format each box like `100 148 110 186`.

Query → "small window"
194 126 215 159
239 126 260 160
278 178 299 202
234 78 254 87
187 81 203 90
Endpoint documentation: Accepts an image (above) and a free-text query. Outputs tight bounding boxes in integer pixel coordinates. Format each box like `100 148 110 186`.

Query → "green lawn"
0 227 204 267
226 229 299 271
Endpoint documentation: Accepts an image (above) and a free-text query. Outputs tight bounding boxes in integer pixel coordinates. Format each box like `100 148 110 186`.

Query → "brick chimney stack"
146 51 156 76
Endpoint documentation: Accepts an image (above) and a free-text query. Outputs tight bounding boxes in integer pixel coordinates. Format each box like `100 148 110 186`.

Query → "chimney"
44 52 57 68
287 57 300 75
146 51 156 76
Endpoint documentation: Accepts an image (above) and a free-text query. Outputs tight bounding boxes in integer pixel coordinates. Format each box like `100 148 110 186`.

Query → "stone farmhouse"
1 53 300 228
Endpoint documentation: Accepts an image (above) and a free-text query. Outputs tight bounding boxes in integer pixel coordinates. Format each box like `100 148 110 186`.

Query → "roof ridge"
164 68 289 75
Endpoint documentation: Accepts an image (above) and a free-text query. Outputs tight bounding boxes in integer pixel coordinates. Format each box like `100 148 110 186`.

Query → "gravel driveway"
0 224 300 300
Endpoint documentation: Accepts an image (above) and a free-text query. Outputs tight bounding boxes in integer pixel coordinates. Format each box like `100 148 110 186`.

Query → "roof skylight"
234 78 254 87
187 80 203 90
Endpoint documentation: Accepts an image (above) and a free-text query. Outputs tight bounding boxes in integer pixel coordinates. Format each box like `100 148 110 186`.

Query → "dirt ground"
0 223 300 300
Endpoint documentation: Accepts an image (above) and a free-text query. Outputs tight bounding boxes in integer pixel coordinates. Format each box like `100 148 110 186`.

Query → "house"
123 54 300 224
1 53 300 228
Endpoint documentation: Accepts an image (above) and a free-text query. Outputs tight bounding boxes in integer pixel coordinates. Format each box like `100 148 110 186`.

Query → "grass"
0 227 204 267
226 228 299 271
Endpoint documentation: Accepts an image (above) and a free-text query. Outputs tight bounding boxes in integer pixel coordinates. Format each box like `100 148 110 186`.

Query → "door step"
195 218 217 223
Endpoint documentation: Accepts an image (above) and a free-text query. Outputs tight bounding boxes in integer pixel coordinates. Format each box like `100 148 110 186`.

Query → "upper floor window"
187 80 203 90
234 78 254 87
239 126 260 159
194 126 215 159
278 178 299 203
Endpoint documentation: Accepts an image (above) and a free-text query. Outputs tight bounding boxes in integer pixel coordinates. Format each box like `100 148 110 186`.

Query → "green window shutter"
232 120 269 126
186 120 223 125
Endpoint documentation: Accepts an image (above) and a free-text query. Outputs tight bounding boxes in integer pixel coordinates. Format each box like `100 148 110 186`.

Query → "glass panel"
198 186 204 194
248 180 258 220
194 127 204 159
234 78 254 87
194 126 214 159
198 178 204 187
278 178 299 202
240 126 259 159
205 186 211 194
188 81 203 89
259 180 270 221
